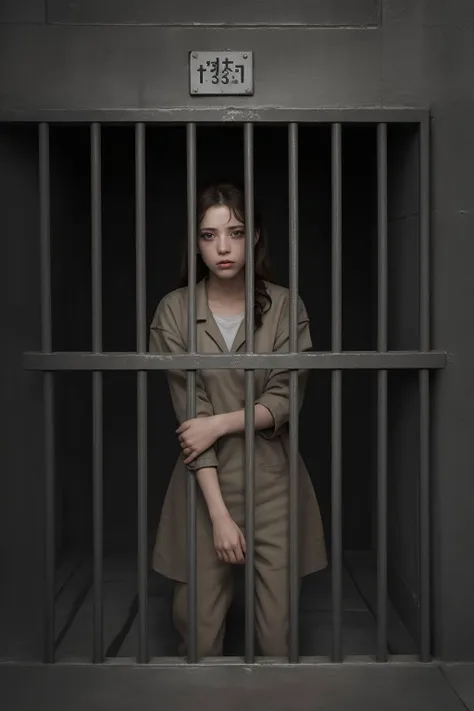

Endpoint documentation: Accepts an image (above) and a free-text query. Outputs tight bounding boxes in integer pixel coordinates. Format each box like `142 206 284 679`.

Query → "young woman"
149 182 327 658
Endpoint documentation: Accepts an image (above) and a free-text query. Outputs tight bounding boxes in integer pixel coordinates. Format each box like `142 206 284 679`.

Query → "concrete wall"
1 0 473 661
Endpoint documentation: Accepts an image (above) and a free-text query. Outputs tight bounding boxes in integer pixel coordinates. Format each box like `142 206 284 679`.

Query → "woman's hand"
177 415 223 465
212 512 246 564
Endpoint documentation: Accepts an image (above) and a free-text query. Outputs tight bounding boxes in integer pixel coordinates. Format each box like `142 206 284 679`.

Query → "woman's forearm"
215 404 274 437
195 466 230 522
193 409 274 521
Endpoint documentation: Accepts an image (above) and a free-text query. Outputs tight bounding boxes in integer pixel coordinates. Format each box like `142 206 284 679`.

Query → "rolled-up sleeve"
255 294 312 440
149 299 219 471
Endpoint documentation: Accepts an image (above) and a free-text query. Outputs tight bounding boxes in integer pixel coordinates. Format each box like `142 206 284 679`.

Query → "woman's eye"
232 230 245 238
200 232 214 240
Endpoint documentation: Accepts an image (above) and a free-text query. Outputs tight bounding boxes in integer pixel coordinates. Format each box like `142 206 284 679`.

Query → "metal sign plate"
189 51 254 96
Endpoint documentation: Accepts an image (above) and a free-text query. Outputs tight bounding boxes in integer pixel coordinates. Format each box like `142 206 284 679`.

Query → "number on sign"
234 64 245 83
207 58 220 85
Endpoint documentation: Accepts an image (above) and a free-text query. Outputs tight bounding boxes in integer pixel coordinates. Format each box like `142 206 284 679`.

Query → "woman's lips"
217 261 234 269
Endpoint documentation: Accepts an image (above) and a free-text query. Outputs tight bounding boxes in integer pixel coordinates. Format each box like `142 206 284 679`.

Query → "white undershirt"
212 312 244 351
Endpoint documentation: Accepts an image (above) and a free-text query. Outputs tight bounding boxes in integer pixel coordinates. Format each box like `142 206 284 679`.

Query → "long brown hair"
178 182 272 329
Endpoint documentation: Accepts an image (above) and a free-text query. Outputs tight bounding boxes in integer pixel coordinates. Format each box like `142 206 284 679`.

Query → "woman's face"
198 205 246 280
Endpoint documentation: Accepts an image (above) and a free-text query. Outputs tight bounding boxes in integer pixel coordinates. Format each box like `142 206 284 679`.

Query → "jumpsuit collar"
195 278 246 353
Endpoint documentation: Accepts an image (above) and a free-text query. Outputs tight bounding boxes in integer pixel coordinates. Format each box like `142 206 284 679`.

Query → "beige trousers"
173 528 291 658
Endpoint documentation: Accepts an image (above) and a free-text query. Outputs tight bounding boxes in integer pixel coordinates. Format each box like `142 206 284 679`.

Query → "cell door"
4 107 444 667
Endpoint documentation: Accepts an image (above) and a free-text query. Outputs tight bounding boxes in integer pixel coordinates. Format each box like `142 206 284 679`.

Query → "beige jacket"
149 278 327 582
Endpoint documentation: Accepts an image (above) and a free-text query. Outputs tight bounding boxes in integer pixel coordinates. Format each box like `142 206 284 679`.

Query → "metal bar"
377 124 388 353
91 125 103 352
135 122 148 664
244 122 255 664
186 122 198 663
419 369 430 660
1 108 431 125
288 122 300 663
40 125 52 355
376 123 388 663
23 351 447 372
331 122 343 663
136 124 147 353
91 122 104 663
39 123 55 664
419 117 431 662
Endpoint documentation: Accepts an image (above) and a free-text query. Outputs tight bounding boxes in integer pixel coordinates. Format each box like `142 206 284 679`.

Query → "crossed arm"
176 405 273 465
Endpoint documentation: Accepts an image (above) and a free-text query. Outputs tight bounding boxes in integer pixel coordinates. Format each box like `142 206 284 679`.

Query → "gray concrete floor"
2 661 474 711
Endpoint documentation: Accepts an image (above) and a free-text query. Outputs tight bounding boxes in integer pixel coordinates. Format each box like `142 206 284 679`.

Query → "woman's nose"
217 237 231 254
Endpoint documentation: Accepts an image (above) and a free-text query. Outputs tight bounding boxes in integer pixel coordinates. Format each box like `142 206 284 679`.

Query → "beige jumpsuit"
149 278 327 657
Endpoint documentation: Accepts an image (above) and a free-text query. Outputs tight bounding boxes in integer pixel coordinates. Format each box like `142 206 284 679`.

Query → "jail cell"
18 112 444 665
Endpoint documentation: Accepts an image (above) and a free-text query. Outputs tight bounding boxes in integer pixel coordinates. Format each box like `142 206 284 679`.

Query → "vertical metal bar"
419 117 431 662
186 122 198 663
244 123 255 664
135 123 148 663
376 123 388 662
39 123 55 664
331 122 343 663
288 123 300 663
91 123 104 663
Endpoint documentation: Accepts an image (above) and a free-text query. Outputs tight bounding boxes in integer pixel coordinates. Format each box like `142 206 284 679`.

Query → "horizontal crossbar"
23 351 446 371
0 107 430 124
